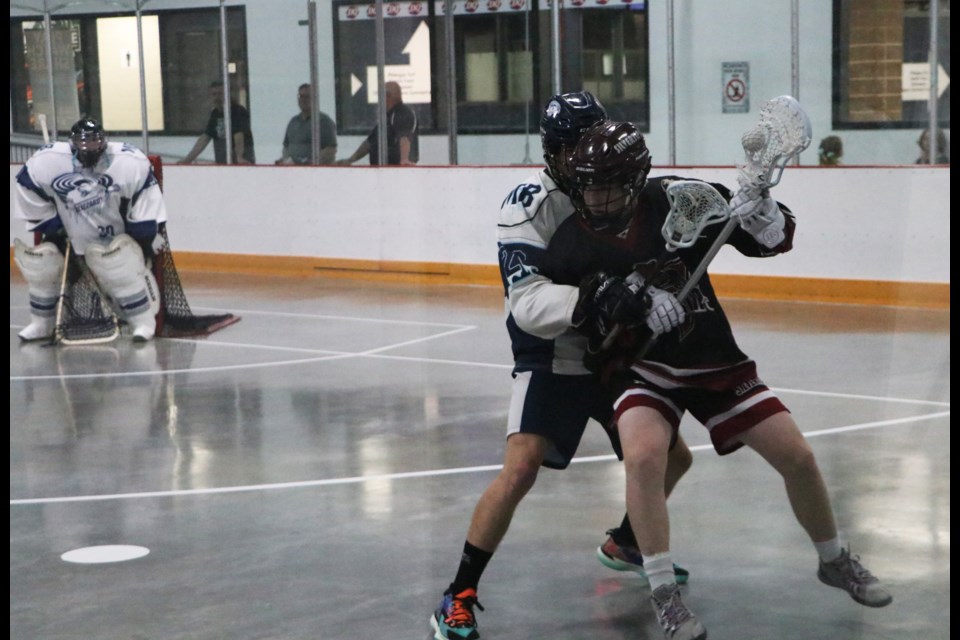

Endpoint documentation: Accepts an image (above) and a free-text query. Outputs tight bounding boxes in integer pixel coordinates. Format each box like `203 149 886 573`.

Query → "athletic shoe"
597 530 690 584
649 583 707 640
817 547 892 607
430 588 484 640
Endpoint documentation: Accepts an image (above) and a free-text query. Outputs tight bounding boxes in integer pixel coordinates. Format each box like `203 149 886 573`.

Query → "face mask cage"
575 179 636 232
70 132 107 168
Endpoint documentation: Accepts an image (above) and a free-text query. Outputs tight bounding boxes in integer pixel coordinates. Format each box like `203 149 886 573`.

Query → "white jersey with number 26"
13 141 167 256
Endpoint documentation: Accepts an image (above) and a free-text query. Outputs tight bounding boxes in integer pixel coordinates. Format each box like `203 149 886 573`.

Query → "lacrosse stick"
38 114 50 144
599 180 730 350
598 95 812 356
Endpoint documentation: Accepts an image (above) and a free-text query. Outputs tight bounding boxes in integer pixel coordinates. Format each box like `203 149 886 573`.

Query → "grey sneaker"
649 583 707 640
817 547 892 607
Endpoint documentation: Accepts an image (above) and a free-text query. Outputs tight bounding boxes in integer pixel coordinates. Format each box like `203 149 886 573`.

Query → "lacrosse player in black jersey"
536 120 892 640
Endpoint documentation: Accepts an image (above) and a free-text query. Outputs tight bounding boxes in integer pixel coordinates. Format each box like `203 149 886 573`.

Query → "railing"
10 133 45 164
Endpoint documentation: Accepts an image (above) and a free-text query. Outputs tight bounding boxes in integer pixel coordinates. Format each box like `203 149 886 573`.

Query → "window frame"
9 6 250 138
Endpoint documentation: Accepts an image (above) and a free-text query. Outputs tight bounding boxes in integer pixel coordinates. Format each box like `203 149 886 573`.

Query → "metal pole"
927 0 940 164
308 0 321 164
551 0 561 95
521 3 532 164
219 0 233 164
666 0 675 165
135 0 149 151
42 2 58 139
791 0 800 165
445 0 457 164
375 0 387 165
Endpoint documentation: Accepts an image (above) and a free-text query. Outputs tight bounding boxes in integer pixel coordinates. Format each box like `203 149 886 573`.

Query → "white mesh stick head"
662 180 731 250
739 95 812 188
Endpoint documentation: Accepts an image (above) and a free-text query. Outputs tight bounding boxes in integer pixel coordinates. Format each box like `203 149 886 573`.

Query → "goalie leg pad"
85 235 160 340
14 238 64 340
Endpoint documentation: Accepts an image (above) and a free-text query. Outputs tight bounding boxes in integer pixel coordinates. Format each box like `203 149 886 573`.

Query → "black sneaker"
597 529 690 584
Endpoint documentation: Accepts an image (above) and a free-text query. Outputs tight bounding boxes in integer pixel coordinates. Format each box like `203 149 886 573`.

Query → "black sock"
613 513 638 547
450 541 493 594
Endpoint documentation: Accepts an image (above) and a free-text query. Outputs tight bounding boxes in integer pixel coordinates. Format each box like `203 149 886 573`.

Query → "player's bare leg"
598 433 692 583
430 433 548 640
619 406 705 640
466 432 548 551
739 412 892 607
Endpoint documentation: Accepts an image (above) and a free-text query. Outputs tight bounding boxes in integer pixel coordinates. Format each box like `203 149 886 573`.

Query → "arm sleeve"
203 110 218 138
13 164 57 227
498 179 580 339
509 271 579 339
699 178 795 257
394 107 416 138
122 157 166 248
321 114 337 149
727 202 796 256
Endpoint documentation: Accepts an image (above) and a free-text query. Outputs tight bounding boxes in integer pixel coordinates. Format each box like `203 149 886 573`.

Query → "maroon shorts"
611 359 788 455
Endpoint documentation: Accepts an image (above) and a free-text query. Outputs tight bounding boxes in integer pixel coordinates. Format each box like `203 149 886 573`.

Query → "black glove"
572 272 649 339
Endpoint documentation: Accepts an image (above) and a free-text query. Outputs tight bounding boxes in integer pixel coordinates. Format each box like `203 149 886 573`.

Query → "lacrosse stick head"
662 180 731 250
738 95 812 188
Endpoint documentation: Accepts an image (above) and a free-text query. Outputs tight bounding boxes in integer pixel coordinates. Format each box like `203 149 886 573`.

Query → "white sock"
642 552 676 592
814 536 843 563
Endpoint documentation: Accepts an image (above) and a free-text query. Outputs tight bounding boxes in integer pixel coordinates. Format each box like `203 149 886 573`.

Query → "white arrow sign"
902 62 950 101
351 74 363 97
365 20 432 104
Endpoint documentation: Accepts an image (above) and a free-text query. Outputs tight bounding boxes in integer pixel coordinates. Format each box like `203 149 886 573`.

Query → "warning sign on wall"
722 61 750 114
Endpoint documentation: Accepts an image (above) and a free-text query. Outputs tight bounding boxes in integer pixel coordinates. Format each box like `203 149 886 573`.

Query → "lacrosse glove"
644 285 685 336
572 272 648 339
730 179 786 249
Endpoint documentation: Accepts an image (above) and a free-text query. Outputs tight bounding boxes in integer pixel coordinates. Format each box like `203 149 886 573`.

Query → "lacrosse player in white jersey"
13 118 165 342
430 92 693 640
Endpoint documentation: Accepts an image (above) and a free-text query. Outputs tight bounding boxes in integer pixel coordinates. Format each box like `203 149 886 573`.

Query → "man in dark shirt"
338 81 418 166
179 81 255 165
275 83 337 165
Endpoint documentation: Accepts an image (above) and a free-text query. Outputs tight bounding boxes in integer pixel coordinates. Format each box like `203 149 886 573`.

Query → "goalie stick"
597 95 812 355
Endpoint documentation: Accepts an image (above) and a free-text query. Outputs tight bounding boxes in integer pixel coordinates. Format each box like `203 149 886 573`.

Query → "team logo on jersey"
499 246 538 287
502 182 542 209
51 172 118 216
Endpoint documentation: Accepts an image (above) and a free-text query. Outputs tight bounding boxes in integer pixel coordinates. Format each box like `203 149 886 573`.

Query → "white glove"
645 286 686 336
730 180 786 249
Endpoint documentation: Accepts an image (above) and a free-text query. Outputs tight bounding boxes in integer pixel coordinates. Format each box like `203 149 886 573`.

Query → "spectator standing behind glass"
178 81 255 165
916 128 949 164
818 135 843 166
275 83 337 165
337 81 418 166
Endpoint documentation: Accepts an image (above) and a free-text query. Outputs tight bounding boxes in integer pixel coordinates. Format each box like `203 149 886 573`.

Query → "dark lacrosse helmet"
69 118 108 168
540 91 607 192
569 120 652 233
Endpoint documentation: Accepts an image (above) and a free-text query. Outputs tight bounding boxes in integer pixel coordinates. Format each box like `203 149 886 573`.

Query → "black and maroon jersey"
541 175 796 371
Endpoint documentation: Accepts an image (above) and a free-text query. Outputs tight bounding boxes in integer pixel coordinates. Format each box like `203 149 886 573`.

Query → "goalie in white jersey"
13 118 166 341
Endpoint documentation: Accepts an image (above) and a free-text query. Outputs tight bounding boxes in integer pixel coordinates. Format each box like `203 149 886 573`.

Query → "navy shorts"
508 370 621 469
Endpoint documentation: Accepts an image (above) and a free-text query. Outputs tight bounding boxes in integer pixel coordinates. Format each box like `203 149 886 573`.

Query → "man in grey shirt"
276 83 337 165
